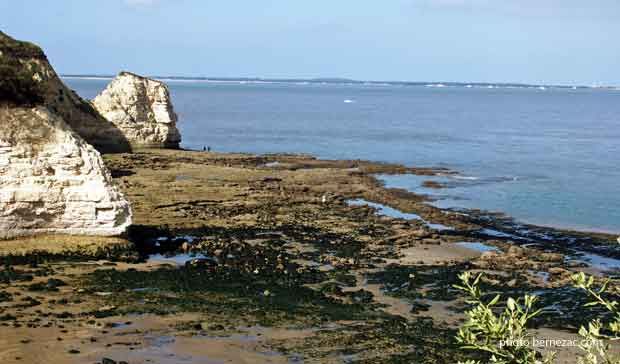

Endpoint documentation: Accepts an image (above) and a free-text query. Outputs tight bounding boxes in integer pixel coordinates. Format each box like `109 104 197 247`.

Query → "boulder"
93 72 181 148
0 106 132 238
0 31 131 153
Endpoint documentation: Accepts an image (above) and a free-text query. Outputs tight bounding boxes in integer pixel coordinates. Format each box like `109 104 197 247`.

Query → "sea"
65 78 620 234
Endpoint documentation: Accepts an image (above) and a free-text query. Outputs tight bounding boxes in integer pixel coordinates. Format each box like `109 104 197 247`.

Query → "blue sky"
1 0 619 85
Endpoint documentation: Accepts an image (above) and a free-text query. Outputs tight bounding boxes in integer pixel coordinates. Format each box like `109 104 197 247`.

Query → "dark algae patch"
81 241 372 327
271 317 468 364
367 263 469 302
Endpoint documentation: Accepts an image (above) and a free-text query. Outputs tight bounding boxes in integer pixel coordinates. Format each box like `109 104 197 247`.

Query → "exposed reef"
0 148 618 363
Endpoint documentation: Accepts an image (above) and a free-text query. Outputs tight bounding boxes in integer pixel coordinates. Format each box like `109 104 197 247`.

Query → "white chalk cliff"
93 72 181 148
0 31 132 238
0 106 132 239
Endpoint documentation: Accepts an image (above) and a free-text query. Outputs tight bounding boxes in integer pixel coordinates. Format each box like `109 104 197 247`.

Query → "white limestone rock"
93 72 181 148
0 106 132 239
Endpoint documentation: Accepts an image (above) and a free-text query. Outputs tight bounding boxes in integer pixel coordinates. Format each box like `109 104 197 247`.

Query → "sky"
1 0 619 85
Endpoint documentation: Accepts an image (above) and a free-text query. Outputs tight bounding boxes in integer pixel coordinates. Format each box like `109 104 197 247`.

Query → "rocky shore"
1 148 618 364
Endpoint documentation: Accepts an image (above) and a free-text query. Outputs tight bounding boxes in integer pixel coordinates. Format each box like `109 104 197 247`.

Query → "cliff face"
0 106 132 238
0 32 132 238
93 72 181 148
0 31 131 153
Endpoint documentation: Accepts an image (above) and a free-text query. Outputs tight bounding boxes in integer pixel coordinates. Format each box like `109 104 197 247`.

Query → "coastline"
1 148 618 364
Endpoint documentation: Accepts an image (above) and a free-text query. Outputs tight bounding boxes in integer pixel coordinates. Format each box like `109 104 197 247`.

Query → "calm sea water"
66 78 620 234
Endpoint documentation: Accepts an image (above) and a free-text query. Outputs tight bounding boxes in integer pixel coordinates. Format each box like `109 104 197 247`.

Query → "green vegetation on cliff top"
0 31 46 106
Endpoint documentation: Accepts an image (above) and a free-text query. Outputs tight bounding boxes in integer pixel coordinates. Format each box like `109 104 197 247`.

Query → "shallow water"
570 252 620 272
454 242 502 253
148 253 213 266
346 199 453 231
66 78 620 233
347 199 423 221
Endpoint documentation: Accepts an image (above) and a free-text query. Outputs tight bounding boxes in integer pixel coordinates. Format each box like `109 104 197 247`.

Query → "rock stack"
93 72 181 148
0 32 132 238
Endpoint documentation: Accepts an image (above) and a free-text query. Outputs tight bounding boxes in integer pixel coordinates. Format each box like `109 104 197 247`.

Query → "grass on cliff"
0 31 45 59
0 31 45 105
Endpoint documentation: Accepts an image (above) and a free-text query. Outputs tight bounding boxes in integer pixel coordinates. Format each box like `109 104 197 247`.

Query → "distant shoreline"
60 75 618 90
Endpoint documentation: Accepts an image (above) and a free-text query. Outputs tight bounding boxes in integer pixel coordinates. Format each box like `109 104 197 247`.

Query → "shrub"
454 270 620 364
454 271 555 364
571 272 620 364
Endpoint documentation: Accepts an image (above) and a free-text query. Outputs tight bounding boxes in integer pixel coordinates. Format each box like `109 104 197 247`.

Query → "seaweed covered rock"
0 106 132 238
0 31 131 153
93 72 181 148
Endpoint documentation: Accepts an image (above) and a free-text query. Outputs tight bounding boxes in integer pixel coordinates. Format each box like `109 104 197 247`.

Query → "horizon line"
59 74 619 90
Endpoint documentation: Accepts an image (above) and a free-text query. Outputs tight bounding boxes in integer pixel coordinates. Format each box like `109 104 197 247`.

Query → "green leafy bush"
454 271 555 364
572 272 620 364
455 270 620 364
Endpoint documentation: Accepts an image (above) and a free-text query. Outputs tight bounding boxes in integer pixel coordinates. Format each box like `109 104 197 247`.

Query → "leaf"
453 284 467 291
489 294 501 306
507 298 516 311
473 273 482 287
